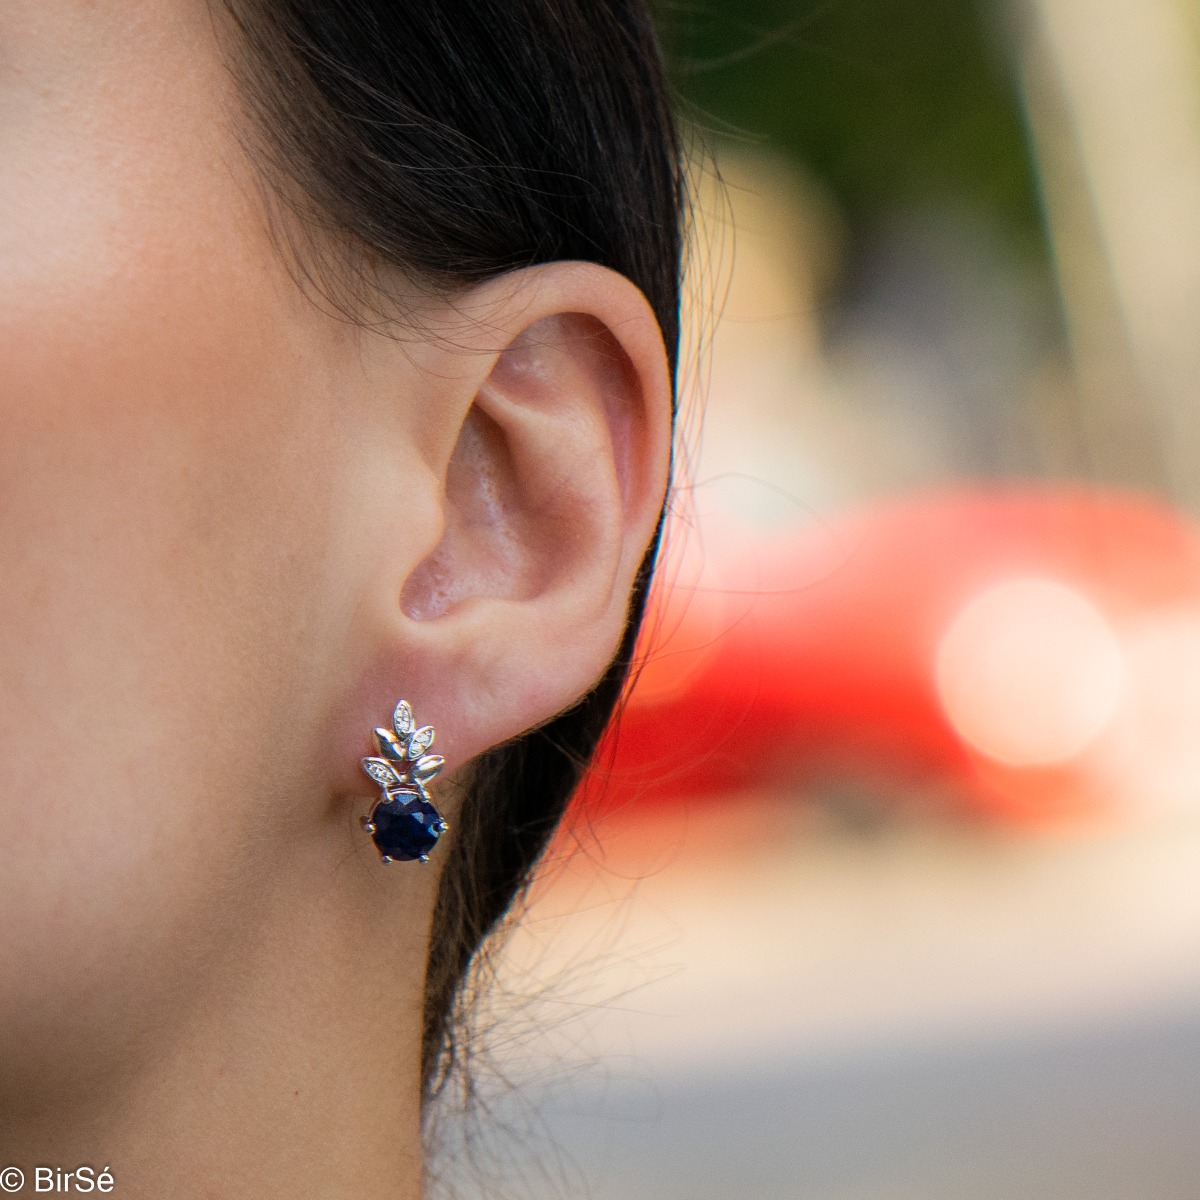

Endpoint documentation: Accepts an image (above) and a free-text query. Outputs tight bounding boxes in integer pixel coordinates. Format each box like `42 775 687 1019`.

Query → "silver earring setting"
361 699 447 863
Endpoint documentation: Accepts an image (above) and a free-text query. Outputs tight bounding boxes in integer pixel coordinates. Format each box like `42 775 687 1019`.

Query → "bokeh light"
935 578 1123 768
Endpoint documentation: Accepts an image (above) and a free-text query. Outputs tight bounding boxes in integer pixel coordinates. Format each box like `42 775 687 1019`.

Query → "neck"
2 842 434 1199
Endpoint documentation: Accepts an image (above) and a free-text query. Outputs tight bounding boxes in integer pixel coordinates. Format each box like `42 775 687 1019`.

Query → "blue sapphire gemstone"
368 793 445 861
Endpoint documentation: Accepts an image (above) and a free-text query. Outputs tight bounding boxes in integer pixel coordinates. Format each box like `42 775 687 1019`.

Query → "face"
0 0 399 1101
0 0 676 1135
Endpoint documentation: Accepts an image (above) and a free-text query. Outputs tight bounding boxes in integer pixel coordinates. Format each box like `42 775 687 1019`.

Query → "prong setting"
361 699 447 863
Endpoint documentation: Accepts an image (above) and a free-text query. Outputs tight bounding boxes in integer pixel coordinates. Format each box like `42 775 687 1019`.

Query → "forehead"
0 0 243 204
0 0 271 313
0 0 220 86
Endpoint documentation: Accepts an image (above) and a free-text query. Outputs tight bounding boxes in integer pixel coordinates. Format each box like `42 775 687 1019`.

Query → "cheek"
0 131 353 1086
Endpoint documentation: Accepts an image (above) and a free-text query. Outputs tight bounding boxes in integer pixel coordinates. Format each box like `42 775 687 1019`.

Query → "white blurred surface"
436 809 1200 1200
509 807 1200 1070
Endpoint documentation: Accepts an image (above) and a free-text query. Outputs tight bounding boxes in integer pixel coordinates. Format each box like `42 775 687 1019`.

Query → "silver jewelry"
361 699 447 863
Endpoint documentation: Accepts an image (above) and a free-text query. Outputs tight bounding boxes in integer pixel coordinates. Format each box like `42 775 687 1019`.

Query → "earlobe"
368 263 672 779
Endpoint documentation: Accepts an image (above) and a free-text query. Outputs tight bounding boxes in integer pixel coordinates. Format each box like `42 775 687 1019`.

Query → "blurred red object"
579 488 1200 823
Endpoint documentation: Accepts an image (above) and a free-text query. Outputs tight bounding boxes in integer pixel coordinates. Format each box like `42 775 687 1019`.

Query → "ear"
337 262 672 791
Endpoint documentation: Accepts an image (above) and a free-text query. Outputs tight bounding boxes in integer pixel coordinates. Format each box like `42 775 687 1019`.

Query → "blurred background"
431 2 1200 1197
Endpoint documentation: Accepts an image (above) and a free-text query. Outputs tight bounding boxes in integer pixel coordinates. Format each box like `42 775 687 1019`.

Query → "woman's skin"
0 1 671 1195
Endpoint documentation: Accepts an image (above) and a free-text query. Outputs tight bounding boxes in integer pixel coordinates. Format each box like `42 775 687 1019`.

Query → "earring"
361 699 448 863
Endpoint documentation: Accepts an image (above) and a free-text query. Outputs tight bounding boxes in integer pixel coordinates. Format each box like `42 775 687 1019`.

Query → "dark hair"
214 0 683 1102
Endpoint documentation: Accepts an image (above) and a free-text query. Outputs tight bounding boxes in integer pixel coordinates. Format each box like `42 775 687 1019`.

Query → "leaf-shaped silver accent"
393 699 415 739
407 725 435 758
362 757 402 787
411 754 444 783
374 728 406 761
